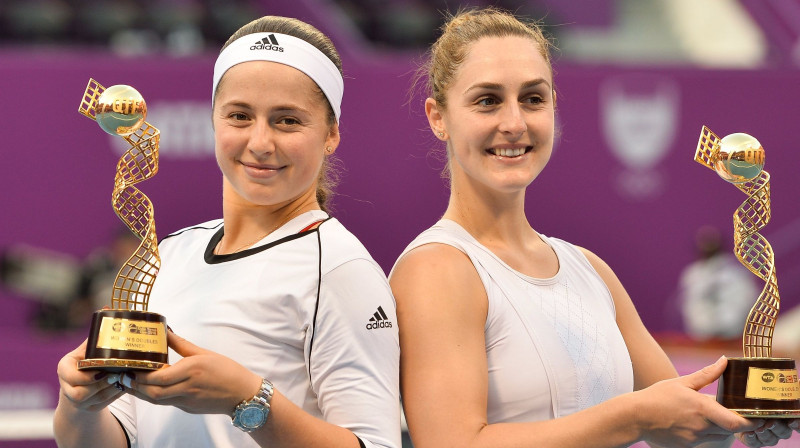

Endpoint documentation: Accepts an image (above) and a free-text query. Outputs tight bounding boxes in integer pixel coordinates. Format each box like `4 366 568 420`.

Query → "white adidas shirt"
109 210 400 448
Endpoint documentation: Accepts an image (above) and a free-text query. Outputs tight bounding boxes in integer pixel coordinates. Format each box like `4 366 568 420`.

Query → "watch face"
240 405 266 429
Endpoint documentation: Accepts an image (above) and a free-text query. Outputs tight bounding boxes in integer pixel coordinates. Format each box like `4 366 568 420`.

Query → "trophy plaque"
76 79 168 372
695 126 800 417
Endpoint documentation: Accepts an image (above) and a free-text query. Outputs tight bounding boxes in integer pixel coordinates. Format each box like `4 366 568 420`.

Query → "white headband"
213 32 343 122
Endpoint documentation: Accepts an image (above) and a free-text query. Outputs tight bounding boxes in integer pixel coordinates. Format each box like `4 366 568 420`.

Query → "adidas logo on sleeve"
250 34 284 52
366 306 393 330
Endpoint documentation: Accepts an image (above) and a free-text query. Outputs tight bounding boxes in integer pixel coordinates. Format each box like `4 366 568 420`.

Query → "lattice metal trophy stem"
695 125 800 417
76 79 168 372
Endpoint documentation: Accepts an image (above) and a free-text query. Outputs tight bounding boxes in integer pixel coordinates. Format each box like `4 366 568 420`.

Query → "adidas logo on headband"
250 34 284 52
214 31 343 121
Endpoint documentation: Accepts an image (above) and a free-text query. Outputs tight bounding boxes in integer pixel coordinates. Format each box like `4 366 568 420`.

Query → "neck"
218 187 320 255
443 174 534 246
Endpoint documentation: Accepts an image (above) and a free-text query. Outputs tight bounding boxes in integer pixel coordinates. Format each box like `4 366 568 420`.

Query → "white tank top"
393 219 633 422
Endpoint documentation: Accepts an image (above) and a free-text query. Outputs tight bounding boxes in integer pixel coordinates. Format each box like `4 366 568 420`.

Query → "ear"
425 98 446 139
324 122 341 154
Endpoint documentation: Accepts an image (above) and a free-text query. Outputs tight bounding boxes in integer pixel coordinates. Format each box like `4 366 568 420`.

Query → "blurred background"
1 0 799 446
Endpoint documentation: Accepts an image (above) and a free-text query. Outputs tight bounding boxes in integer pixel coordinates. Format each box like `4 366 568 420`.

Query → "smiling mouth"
242 162 282 171
487 146 533 157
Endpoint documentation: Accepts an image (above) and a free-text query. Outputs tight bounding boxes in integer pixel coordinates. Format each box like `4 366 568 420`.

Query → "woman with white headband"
54 16 400 448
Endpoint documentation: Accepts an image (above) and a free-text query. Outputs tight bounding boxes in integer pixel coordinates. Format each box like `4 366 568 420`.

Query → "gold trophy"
76 79 168 371
695 126 800 417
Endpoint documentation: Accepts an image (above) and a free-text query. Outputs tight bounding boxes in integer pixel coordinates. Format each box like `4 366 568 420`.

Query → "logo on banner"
600 75 679 200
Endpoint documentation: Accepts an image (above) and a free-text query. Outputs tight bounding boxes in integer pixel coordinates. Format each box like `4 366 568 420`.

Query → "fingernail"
121 373 133 388
94 372 108 380
768 423 776 430
106 374 120 385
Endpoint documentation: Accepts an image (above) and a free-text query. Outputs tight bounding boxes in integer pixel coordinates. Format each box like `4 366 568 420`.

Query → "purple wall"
2 49 799 420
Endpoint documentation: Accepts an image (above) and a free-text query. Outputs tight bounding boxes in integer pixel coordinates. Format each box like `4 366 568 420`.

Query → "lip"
486 145 533 158
240 161 285 178
491 144 531 150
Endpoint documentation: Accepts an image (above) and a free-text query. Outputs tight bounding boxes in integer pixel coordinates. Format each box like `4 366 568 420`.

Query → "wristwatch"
231 378 274 432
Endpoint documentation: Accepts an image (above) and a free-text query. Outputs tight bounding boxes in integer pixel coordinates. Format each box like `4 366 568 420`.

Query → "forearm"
248 390 366 448
468 393 642 448
53 392 127 448
450 383 748 448
407 392 645 448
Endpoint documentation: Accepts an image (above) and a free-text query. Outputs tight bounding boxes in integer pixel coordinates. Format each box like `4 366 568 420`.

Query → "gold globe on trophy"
95 85 148 136
695 126 800 417
76 78 168 372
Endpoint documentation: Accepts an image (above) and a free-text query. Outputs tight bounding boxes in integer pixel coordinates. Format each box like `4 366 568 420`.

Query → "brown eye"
278 117 300 126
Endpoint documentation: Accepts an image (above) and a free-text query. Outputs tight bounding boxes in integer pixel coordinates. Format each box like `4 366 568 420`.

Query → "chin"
495 175 537 190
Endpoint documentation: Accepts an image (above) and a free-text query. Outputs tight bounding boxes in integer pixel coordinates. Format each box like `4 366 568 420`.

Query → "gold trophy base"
77 309 169 372
78 358 167 371
717 357 800 418
725 410 800 418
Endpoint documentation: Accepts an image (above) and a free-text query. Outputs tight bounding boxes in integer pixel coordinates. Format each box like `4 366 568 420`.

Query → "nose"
498 103 526 138
248 120 275 157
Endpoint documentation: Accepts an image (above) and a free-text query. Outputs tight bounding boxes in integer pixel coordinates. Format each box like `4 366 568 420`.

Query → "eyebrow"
464 78 552 95
219 101 254 110
219 101 311 115
271 105 310 115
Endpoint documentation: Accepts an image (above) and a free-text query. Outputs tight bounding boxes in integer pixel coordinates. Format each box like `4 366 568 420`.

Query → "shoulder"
393 242 473 278
391 220 487 298
317 217 362 247
392 220 478 271
566 244 627 297
391 242 485 311
316 218 381 272
574 245 617 281
158 219 222 254
390 239 488 369
160 219 223 243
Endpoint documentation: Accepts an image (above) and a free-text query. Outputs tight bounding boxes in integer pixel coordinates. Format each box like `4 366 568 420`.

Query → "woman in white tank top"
389 8 797 448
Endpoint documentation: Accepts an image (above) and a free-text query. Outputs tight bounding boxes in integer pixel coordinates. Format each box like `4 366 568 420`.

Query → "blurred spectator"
331 0 555 49
0 0 72 42
678 225 759 341
0 0 557 54
0 229 140 332
0 0 259 55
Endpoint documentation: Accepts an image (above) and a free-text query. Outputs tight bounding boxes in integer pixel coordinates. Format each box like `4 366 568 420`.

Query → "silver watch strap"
256 378 274 404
